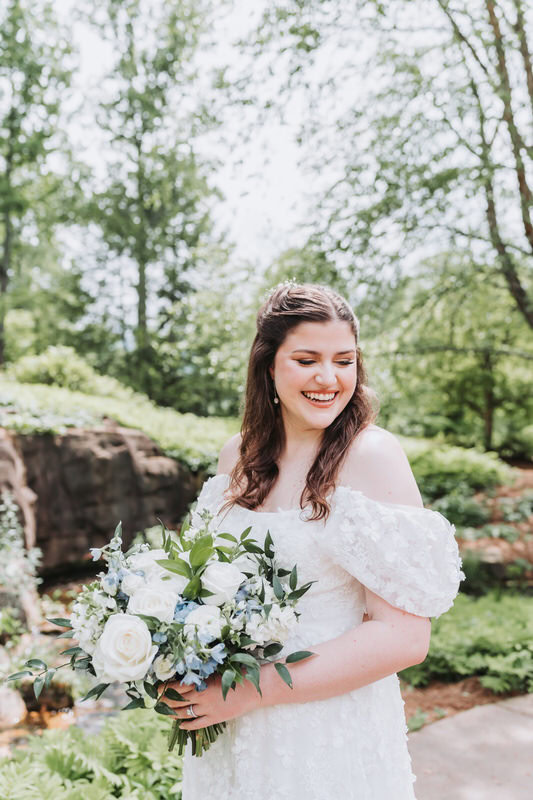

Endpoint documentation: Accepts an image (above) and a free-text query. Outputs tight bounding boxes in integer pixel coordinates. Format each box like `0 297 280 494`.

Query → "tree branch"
470 76 533 328
435 0 493 81
486 0 533 253
512 0 533 121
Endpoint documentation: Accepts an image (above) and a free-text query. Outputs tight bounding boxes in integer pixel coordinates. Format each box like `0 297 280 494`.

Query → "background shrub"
400 591 533 692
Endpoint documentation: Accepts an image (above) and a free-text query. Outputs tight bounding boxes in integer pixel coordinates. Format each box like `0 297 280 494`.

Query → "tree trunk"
0 208 12 367
481 349 494 451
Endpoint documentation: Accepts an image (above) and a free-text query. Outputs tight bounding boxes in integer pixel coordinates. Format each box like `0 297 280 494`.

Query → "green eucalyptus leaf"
7 670 33 681
164 687 186 701
80 682 110 702
33 675 45 700
263 642 284 658
289 565 298 591
285 650 315 663
26 659 48 671
183 574 202 599
156 558 191 578
229 653 259 668
272 574 284 600
274 662 293 689
122 697 146 711
264 531 275 558
143 681 158 699
45 617 72 628
221 668 235 701
217 532 238 543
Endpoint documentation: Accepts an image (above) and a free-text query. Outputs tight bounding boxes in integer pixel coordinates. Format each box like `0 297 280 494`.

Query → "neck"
279 413 324 462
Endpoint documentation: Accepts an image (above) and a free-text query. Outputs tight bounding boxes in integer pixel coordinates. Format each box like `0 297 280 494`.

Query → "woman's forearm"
255 618 430 708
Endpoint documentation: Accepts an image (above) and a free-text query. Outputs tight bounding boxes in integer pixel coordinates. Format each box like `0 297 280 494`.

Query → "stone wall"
0 423 201 575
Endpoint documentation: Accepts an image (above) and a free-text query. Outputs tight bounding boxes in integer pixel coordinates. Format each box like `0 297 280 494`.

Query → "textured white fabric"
182 474 464 800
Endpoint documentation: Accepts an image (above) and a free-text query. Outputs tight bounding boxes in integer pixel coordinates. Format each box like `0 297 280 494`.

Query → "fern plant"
0 709 183 800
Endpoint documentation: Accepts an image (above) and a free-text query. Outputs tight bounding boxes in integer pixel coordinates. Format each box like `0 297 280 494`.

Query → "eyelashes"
297 360 355 366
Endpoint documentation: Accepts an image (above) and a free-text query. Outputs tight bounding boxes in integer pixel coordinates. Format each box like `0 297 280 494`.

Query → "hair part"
220 282 379 521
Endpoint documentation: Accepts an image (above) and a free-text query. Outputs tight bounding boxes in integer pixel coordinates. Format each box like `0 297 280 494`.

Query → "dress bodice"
190 474 464 657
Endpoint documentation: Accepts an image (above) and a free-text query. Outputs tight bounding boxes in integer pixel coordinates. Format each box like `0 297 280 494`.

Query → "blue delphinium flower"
235 586 249 602
180 671 206 690
209 642 227 664
197 630 216 646
184 652 203 671
174 600 200 623
197 657 218 678
89 548 102 562
102 573 119 595
152 632 167 644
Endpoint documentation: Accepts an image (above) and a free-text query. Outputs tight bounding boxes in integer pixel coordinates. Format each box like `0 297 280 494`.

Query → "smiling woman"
174 282 463 800
224 283 377 520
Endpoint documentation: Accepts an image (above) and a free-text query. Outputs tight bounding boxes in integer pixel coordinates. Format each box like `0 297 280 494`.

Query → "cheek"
277 362 302 388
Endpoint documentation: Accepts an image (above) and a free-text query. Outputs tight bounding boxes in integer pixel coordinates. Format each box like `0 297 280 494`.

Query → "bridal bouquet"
8 504 315 756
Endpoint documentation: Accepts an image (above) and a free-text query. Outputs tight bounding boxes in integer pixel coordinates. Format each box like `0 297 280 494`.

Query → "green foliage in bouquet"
0 709 183 800
400 591 533 693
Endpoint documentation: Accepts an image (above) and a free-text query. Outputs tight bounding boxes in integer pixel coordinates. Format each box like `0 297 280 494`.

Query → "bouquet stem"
168 720 227 755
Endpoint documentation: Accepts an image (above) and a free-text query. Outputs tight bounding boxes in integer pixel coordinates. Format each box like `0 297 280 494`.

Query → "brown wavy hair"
221 282 379 521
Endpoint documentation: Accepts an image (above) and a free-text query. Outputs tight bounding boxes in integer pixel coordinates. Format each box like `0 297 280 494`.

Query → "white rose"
92 613 158 682
201 562 246 606
232 553 259 575
128 549 189 594
127 549 167 574
153 654 177 681
183 604 224 639
121 572 145 596
127 587 180 624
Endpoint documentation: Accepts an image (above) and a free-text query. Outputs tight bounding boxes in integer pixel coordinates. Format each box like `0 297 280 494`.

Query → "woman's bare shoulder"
216 432 242 476
338 424 423 506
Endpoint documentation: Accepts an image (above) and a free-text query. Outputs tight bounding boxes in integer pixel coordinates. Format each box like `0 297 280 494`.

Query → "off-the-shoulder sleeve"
320 486 465 618
190 474 229 524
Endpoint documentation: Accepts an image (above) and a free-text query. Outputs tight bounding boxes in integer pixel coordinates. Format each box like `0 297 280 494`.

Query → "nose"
315 363 337 387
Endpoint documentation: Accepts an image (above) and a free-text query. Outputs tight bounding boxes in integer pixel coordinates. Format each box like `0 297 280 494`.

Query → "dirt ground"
400 676 522 730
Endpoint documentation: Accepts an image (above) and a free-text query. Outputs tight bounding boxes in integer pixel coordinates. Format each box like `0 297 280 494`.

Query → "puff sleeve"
319 486 465 618
189 474 229 525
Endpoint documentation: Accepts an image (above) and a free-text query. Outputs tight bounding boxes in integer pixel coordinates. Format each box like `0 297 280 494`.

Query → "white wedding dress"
181 474 464 800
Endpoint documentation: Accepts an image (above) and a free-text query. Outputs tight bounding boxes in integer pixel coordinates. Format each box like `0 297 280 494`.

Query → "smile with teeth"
302 391 338 403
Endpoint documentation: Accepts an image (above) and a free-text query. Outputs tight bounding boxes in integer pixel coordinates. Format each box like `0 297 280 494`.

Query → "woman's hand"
158 672 261 731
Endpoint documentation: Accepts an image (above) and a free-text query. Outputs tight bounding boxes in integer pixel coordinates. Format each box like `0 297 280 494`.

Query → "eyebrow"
290 349 356 355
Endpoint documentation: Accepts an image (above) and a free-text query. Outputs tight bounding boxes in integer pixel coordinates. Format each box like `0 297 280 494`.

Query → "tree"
249 0 533 329
87 0 222 394
0 0 71 364
368 252 532 455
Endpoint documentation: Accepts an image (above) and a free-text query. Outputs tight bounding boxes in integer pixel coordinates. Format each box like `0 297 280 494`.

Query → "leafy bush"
401 437 514 502
459 549 533 594
400 591 533 693
458 523 521 544
7 346 136 400
0 492 42 596
497 491 533 523
430 489 491 527
0 709 183 799
0 376 238 471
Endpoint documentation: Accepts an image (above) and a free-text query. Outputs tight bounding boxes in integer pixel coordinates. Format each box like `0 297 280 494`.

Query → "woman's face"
269 320 357 433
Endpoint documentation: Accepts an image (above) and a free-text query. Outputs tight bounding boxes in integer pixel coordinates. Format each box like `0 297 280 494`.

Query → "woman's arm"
256 591 430 707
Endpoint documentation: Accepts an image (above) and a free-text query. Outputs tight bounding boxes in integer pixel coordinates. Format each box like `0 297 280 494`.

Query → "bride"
161 282 463 799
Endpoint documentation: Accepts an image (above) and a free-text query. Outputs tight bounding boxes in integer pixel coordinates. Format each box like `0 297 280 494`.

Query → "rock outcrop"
0 423 201 575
